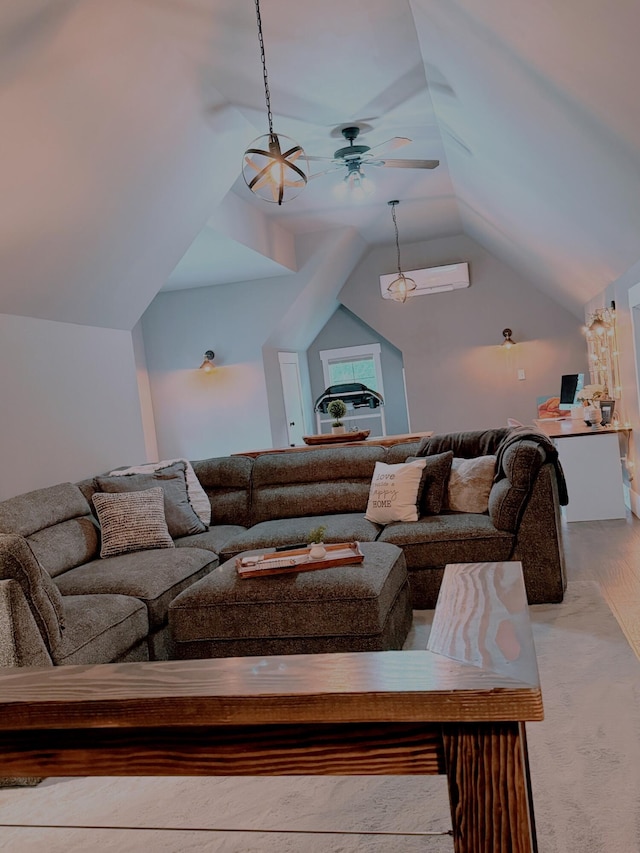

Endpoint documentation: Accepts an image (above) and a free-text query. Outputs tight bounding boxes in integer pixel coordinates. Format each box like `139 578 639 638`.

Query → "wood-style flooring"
562 509 640 657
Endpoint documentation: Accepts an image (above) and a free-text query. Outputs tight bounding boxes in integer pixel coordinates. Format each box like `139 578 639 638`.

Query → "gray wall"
141 229 366 458
0 313 147 500
307 307 409 436
339 234 590 434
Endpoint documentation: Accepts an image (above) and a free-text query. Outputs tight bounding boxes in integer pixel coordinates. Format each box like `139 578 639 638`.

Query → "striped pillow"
92 487 174 558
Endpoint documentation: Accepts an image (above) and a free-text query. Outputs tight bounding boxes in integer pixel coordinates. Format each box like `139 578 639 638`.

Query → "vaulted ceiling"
2 0 640 329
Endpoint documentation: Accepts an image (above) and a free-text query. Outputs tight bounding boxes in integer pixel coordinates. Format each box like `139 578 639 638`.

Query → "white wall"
143 229 367 458
339 234 590 433
0 313 147 500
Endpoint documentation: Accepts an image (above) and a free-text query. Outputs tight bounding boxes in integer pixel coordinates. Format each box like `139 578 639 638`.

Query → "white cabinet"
535 420 628 522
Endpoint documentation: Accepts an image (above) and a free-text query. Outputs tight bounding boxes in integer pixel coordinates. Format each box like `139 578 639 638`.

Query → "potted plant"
327 399 348 434
308 525 327 560
576 384 606 427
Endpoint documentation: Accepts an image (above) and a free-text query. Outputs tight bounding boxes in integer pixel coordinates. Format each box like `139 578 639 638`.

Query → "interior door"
278 352 306 446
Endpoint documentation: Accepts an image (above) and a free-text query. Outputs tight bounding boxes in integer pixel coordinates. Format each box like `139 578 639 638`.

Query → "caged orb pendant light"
242 0 308 205
386 200 416 303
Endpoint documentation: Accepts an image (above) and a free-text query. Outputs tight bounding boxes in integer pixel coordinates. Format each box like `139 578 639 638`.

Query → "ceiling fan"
306 126 439 190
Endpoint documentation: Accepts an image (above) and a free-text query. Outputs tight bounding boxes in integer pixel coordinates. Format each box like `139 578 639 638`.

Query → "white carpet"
1 581 639 853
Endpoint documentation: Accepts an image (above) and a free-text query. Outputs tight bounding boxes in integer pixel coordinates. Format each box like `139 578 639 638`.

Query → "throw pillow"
92 487 175 558
95 462 207 539
406 451 454 515
109 458 211 526
446 455 497 513
364 459 427 524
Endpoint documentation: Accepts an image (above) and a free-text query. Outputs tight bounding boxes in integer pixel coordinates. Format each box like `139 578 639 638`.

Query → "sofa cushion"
0 483 100 578
365 459 427 524
92 488 175 558
407 451 454 515
0 533 64 654
384 441 422 464
54 546 216 630
95 463 207 539
377 513 514 571
52 593 148 666
109 459 211 526
250 446 386 525
191 456 254 528
218 513 382 561
417 428 512 459
446 456 497 513
174 524 247 555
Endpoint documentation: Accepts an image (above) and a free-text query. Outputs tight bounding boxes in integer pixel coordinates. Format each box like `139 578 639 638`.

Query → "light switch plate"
517 369 526 380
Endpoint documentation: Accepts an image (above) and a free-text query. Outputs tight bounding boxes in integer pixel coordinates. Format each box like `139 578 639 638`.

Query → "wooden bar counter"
0 561 542 853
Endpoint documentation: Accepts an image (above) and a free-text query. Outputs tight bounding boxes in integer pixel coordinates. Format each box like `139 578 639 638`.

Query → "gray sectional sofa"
0 427 567 669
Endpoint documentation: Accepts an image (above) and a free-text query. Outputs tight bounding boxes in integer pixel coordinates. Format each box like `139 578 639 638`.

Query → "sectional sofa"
0 427 567 669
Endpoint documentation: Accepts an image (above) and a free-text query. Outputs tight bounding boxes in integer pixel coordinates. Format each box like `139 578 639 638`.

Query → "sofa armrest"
489 440 545 532
0 533 65 655
0 579 53 666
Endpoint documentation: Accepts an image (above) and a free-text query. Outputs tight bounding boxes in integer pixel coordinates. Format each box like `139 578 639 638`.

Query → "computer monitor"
560 373 584 405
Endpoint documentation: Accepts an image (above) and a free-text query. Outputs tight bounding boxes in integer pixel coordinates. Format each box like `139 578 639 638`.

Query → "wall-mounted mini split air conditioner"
379 262 470 299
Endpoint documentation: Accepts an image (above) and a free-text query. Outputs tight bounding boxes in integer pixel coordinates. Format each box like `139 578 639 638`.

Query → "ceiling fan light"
242 133 308 204
387 274 416 303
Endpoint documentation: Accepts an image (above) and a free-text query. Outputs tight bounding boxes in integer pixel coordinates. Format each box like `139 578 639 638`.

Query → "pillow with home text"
365 459 427 524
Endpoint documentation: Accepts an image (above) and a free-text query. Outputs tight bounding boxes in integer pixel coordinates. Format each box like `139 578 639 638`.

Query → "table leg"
443 721 538 853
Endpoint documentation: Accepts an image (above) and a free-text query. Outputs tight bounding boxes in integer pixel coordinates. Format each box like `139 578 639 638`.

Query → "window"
319 344 384 396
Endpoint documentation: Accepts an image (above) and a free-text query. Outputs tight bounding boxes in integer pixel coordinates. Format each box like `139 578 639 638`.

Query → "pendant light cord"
254 0 274 136
391 202 402 276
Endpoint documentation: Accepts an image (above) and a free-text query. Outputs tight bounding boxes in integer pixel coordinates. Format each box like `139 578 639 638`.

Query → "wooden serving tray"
236 542 364 579
303 430 370 445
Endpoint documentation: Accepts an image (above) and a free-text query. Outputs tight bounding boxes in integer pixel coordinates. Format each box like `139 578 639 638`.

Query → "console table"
0 561 541 852
534 419 628 521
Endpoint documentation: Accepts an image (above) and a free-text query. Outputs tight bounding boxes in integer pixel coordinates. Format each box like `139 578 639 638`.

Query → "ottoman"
168 541 412 659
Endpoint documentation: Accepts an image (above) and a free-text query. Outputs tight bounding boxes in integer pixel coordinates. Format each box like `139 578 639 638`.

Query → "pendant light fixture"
386 200 416 303
242 0 308 205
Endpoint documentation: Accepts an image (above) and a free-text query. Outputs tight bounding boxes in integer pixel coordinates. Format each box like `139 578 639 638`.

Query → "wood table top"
534 418 629 438
0 561 542 731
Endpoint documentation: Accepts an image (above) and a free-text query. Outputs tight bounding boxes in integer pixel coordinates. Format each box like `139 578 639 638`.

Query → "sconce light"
501 328 516 349
199 350 215 372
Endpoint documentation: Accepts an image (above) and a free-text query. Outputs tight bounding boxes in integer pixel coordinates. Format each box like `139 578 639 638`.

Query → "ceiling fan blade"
365 136 412 156
305 154 338 163
378 158 440 169
308 166 344 179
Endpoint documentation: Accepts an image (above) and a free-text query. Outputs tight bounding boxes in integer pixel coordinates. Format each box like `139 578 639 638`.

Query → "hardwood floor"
561 509 640 657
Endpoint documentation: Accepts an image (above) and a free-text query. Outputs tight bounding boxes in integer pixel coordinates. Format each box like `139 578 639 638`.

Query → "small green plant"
327 399 347 426
308 525 326 544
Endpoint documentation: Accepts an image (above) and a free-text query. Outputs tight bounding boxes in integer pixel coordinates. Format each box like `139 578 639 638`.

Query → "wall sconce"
199 350 215 372
501 328 516 349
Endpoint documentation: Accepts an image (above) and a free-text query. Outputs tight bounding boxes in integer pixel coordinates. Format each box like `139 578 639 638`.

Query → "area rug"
0 581 639 853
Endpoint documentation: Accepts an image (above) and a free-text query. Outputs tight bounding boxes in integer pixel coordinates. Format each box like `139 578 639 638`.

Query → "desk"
233 431 433 458
534 419 628 521
0 561 541 853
